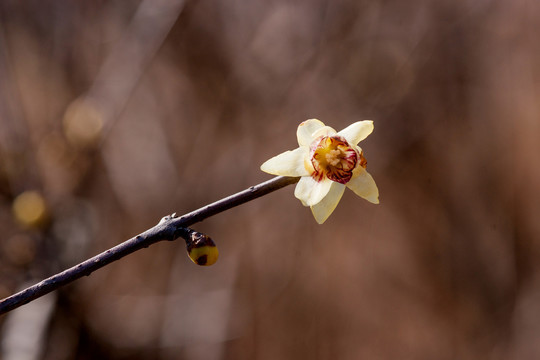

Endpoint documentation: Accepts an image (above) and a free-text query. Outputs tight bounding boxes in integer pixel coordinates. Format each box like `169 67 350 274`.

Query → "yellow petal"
310 182 346 224
297 119 325 146
312 126 337 139
260 147 310 176
338 120 374 145
346 167 379 204
294 176 333 206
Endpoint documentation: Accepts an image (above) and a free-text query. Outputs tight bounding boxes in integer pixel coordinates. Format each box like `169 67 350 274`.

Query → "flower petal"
260 147 310 176
310 182 346 224
297 119 326 146
312 126 337 139
294 176 333 206
338 120 374 145
346 167 379 204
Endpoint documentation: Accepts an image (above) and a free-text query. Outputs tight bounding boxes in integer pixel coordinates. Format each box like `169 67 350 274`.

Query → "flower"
260 119 379 224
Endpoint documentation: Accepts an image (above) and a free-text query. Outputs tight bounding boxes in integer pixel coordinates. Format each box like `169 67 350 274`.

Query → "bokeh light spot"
63 99 104 149
12 190 48 228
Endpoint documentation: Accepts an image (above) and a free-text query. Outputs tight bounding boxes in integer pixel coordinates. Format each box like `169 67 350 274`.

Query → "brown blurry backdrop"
0 0 539 359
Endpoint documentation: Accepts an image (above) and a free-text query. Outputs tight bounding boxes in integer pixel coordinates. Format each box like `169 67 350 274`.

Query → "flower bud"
185 231 218 266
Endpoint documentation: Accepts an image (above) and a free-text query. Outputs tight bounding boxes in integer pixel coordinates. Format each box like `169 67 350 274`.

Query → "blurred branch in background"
63 0 187 148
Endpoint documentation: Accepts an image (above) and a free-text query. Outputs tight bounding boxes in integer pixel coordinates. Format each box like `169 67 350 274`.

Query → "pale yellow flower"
261 119 379 224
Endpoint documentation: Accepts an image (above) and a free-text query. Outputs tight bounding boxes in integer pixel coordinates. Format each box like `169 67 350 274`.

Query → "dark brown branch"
0 175 300 315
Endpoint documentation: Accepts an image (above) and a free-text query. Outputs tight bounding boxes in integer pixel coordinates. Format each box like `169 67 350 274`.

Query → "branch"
0 175 300 315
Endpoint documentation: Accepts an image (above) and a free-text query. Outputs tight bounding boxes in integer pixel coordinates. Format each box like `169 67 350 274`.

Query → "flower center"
310 136 366 184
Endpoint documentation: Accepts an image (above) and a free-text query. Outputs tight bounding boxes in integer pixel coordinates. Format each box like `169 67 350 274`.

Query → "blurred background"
0 0 539 359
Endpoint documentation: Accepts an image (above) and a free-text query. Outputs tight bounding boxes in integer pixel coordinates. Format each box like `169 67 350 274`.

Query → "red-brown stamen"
310 136 364 184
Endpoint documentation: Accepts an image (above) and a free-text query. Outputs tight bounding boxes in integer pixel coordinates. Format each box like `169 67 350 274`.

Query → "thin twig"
0 175 300 315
